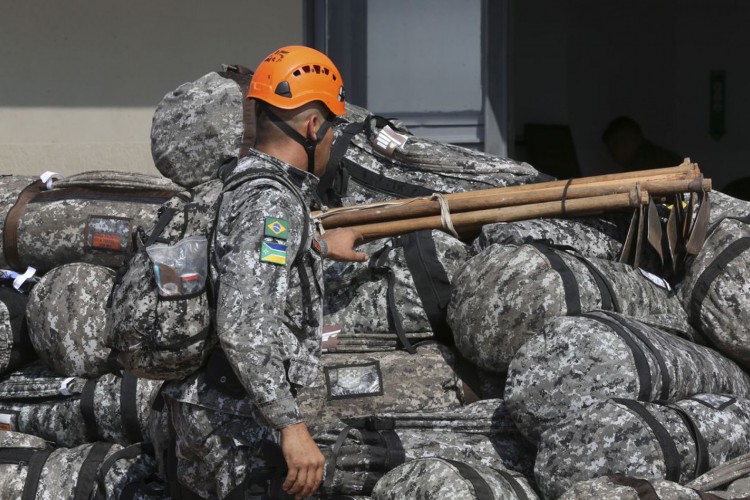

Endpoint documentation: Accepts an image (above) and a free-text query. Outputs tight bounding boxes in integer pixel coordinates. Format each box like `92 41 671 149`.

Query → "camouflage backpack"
26 262 118 377
448 242 690 373
372 458 539 500
0 171 181 274
0 362 163 448
504 311 750 444
535 394 750 500
106 161 311 381
315 399 537 497
678 215 750 369
150 65 256 188
317 109 550 207
0 431 162 500
560 474 738 500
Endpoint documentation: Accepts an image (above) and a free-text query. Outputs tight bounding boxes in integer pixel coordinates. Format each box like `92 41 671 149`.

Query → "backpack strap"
583 313 652 401
93 442 154 500
603 312 672 401
73 442 115 500
532 244 581 315
400 230 454 344
367 240 416 354
120 371 144 444
80 378 100 442
442 460 495 500
613 399 681 482
3 179 46 272
666 403 710 478
20 447 55 500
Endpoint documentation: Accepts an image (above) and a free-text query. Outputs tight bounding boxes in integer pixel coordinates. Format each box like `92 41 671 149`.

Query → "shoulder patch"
260 240 287 265
264 216 289 240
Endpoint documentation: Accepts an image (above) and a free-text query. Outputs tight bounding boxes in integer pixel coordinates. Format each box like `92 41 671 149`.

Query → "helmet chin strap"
260 105 334 174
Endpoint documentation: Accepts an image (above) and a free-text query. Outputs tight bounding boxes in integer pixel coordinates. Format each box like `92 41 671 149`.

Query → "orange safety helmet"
248 45 346 116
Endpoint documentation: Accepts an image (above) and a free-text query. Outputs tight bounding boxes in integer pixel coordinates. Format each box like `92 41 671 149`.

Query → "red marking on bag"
92 233 122 250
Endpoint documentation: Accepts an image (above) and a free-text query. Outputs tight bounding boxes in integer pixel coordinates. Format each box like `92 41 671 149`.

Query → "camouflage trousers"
164 397 279 499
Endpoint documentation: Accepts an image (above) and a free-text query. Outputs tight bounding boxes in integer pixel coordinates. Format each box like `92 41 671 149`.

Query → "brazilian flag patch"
264 216 289 240
260 241 287 265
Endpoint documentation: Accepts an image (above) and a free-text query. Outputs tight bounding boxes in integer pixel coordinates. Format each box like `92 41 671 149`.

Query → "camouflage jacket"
174 150 324 430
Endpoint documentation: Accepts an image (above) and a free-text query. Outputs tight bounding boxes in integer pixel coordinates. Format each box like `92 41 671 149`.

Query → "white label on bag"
638 268 672 292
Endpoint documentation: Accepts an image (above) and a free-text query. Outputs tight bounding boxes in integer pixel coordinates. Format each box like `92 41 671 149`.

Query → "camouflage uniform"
163 149 324 499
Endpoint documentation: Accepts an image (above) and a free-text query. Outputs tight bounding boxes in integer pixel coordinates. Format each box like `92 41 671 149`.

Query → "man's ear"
305 114 319 141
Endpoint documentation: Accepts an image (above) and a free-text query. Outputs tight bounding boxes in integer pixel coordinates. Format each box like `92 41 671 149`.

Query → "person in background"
163 45 367 500
602 116 683 171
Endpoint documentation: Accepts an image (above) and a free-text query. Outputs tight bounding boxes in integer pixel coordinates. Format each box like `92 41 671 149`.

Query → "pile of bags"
0 66 749 500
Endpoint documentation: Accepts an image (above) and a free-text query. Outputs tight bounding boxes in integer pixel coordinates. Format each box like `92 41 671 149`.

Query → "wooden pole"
347 189 649 241
318 176 710 230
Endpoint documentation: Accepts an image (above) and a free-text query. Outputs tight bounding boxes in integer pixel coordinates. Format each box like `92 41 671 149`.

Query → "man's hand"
320 228 368 262
280 422 326 499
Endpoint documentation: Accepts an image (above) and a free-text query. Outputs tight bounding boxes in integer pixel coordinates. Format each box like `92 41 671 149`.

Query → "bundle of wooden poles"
313 160 711 242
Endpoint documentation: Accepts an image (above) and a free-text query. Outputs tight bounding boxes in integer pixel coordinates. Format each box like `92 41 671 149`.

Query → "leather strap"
3 179 45 271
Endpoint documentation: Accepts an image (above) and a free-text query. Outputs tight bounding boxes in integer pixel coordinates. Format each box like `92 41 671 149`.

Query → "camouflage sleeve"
213 180 308 430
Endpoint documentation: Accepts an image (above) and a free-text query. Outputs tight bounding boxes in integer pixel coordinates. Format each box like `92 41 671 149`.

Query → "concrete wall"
513 0 750 190
0 1 302 177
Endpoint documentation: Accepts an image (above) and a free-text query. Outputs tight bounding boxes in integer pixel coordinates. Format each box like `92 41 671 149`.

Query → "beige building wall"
0 1 302 177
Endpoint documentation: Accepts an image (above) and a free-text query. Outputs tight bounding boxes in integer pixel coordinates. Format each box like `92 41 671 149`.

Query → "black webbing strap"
606 312 672 401
145 207 178 246
532 244 581 315
1 288 34 369
493 468 531 500
613 398 681 482
323 425 353 491
94 442 153 500
443 459 495 500
120 371 144 444
666 403 710 478
584 313 651 400
607 475 662 500
317 121 367 203
400 230 454 344
73 442 115 500
81 378 99 442
573 254 620 312
689 236 750 326
342 158 435 199
367 240 415 354
0 447 37 464
20 447 54 500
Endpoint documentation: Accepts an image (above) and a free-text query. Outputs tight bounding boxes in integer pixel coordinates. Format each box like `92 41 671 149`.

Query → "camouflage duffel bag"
705 190 750 226
318 106 550 206
505 311 750 443
0 362 164 447
0 430 162 500
471 214 631 262
0 285 36 377
151 65 256 188
560 474 741 500
686 451 750 497
296 341 471 434
0 174 37 248
448 242 688 373
535 394 750 500
0 171 182 274
678 215 750 369
371 457 538 500
26 262 117 377
316 399 537 497
324 229 471 351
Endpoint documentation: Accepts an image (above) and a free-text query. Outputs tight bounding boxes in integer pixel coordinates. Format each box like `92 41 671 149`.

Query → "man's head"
248 46 346 177
602 116 644 167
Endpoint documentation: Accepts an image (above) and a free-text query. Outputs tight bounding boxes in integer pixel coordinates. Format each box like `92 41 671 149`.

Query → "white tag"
59 377 76 396
371 125 410 158
13 267 36 291
638 269 672 292
39 171 62 190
